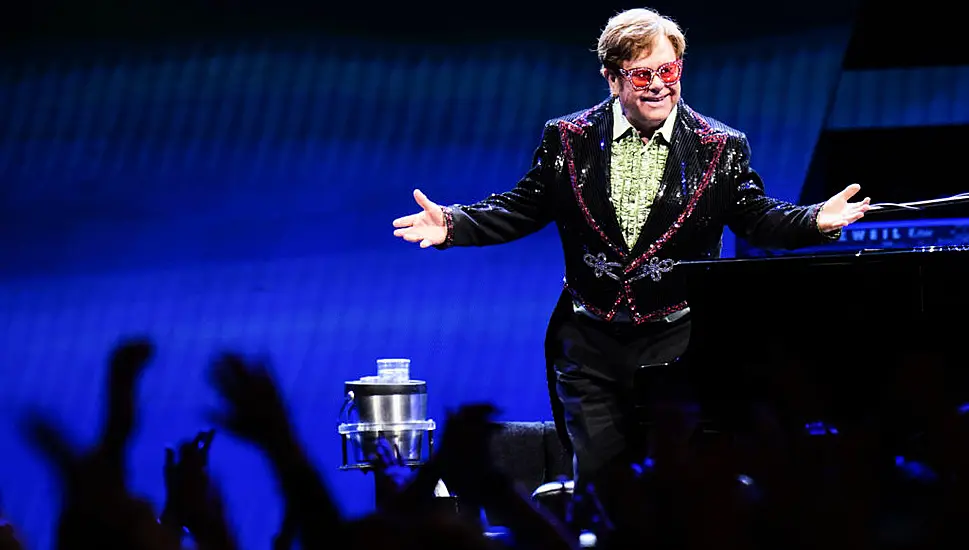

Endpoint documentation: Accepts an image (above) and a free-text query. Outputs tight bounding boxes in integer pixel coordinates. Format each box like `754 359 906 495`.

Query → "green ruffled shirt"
610 99 678 248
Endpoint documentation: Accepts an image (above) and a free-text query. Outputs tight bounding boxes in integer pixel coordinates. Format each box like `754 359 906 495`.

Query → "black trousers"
549 308 692 523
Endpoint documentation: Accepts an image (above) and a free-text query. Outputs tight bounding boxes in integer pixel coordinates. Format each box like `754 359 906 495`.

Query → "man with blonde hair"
393 7 869 520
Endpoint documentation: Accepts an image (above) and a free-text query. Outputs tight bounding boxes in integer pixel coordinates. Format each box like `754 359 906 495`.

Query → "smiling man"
393 7 870 525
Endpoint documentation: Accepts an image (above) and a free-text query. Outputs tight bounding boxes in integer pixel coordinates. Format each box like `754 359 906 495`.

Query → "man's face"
605 35 682 135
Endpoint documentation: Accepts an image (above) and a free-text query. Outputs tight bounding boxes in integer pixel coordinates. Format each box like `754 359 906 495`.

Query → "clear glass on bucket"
376 358 410 383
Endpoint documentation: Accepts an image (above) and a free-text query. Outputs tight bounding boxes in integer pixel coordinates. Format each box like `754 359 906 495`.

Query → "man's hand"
817 184 871 233
392 189 447 248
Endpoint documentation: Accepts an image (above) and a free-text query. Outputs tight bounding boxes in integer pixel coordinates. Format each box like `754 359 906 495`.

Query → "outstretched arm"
393 123 559 249
725 135 869 250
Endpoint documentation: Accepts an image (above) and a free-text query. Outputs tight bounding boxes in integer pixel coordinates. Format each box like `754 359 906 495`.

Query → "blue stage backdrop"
4 23 966 549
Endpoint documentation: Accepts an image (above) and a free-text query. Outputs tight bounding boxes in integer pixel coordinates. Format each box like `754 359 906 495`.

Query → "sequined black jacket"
439 96 836 324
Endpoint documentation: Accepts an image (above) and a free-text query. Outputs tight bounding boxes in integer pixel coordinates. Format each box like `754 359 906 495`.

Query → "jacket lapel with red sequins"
557 97 629 258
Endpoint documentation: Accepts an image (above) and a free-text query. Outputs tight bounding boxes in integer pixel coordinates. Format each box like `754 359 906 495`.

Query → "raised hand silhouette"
207 354 292 449
207 352 342 549
20 337 176 550
161 429 233 550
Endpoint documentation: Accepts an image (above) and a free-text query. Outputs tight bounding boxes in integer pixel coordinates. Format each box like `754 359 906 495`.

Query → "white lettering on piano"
851 227 925 243
867 228 904 240
908 228 934 238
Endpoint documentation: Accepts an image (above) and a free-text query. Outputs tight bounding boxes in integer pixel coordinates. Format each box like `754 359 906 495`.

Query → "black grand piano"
637 245 969 444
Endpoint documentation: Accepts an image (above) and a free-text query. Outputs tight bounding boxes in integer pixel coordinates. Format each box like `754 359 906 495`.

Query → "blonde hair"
597 8 686 72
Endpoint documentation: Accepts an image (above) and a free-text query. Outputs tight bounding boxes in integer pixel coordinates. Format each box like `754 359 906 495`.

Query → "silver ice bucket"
338 375 436 469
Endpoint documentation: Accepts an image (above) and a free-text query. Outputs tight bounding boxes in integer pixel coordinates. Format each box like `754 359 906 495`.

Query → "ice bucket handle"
338 391 356 425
